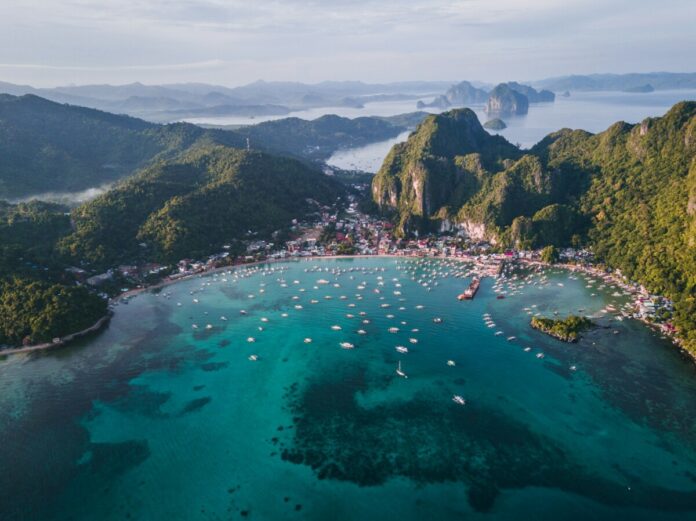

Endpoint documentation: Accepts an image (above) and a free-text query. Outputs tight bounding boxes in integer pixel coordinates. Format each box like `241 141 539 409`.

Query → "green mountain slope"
59 146 344 266
0 94 422 200
372 102 696 352
0 94 247 199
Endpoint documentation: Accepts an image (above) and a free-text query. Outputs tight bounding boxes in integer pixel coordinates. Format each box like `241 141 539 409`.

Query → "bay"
1 257 695 520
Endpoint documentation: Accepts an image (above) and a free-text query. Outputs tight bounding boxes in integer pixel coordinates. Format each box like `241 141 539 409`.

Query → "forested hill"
0 94 246 199
0 94 421 200
235 112 426 161
58 146 345 267
372 102 696 352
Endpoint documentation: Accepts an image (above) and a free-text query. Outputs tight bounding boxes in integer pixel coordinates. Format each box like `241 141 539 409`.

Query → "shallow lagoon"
1 258 696 521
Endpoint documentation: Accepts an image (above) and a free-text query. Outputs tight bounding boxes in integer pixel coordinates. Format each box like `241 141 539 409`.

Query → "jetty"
458 277 481 300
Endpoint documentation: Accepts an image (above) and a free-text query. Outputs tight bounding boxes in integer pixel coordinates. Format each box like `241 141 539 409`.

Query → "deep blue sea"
1 258 696 520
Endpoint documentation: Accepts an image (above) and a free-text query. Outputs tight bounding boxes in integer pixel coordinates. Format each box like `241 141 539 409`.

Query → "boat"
447 360 456 366
452 395 466 405
496 294 505 300
240 310 247 315
220 316 227 321
395 346 408 353
433 317 443 324
409 338 418 344
507 336 516 341
570 365 577 371
340 342 354 349
304 338 312 343
396 361 408 378
536 352 545 359
247 337 255 343
248 354 259 361
331 325 342 331
388 327 399 333
205 324 213 330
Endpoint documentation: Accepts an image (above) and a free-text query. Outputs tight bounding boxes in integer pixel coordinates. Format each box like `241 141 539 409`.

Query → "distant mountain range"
0 80 451 122
1 74 693 124
534 72 696 92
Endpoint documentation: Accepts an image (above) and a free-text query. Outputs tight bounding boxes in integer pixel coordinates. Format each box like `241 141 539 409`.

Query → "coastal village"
55 187 676 349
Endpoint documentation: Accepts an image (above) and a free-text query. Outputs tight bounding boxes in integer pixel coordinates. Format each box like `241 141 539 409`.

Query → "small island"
623 83 655 93
530 315 593 342
483 118 507 130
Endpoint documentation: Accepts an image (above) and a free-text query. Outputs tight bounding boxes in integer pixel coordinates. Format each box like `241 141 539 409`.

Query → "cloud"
0 0 693 86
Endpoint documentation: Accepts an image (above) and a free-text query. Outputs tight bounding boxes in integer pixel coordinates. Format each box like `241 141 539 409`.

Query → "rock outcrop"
485 84 529 116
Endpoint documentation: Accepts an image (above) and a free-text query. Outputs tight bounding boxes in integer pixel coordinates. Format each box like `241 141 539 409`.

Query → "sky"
0 0 694 87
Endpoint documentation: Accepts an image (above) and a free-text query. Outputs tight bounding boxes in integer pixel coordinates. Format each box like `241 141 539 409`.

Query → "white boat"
192 324 199 329
447 360 456 366
205 324 213 330
409 338 418 344
395 346 408 353
220 316 227 321
357 329 367 335
396 361 408 378
388 327 399 333
304 338 312 344
240 310 247 315
340 342 354 350
452 395 466 405
507 336 516 341
331 325 342 331
536 352 545 359
570 365 577 371
248 354 259 361
260 317 269 322
433 317 443 324
247 337 256 343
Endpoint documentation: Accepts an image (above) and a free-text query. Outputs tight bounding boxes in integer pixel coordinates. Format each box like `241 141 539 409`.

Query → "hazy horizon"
2 0 695 88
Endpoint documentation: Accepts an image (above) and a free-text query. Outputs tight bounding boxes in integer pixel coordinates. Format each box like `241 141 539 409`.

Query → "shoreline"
0 312 112 358
2 253 692 363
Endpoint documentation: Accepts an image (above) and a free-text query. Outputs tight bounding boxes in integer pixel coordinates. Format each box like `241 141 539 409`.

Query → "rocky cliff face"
485 84 529 116
445 81 489 105
371 108 520 235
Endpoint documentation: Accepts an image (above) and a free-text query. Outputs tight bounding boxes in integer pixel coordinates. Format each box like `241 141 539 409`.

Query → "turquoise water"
1 258 696 520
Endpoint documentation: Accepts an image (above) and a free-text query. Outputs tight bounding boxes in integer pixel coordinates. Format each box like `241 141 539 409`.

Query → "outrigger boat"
396 361 408 378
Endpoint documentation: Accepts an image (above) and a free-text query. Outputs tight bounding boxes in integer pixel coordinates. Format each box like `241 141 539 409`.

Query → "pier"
458 277 481 300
